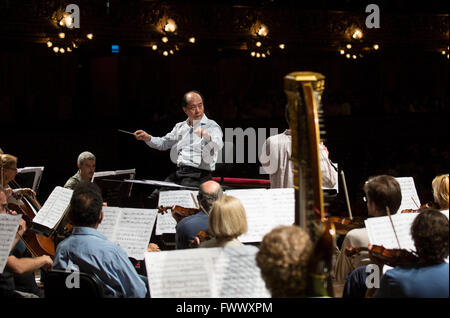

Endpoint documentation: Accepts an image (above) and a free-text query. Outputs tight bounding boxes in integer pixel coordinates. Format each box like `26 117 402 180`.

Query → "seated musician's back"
52 181 147 298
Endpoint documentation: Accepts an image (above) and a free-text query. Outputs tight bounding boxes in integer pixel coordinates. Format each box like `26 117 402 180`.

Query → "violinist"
0 186 53 298
432 173 449 211
64 151 96 190
198 195 248 248
175 180 223 249
373 209 449 298
334 175 402 282
256 225 313 297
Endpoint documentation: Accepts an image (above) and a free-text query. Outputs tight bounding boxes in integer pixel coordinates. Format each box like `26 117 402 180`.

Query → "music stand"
92 169 136 206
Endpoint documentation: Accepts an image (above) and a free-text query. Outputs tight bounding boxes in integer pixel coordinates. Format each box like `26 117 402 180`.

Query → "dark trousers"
146 166 212 208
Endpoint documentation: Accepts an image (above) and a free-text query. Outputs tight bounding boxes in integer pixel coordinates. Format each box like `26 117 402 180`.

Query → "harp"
284 71 335 297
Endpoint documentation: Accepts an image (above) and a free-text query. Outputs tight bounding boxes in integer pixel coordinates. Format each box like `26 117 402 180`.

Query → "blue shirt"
374 262 449 298
53 227 147 298
146 114 223 171
175 211 209 249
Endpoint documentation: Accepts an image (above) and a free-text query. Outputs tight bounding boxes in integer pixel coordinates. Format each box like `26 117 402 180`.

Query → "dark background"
1 0 448 217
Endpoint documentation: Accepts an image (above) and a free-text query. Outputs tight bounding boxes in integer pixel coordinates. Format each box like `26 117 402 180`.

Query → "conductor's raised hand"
134 130 151 142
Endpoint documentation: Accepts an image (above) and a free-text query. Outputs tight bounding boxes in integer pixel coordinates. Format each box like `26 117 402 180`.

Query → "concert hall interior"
0 0 448 301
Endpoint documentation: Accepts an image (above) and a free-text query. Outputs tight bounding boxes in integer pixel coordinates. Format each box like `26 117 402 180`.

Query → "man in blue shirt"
53 182 147 298
175 180 223 249
374 209 449 298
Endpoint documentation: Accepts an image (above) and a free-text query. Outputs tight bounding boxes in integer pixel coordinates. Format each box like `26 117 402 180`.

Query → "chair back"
43 269 105 298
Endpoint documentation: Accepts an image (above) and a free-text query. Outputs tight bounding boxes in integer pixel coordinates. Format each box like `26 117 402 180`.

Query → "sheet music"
97 207 157 260
145 245 270 298
224 188 295 243
32 186 73 230
395 177 421 212
365 213 428 251
155 190 198 235
0 214 22 274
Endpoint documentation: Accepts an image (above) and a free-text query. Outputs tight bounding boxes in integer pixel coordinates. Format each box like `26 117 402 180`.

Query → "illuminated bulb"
257 25 269 37
262 53 266 58
59 20 64 26
352 28 363 40
251 51 256 57
162 37 168 43
447 54 449 59
346 53 350 59
340 49 345 55
53 47 59 53
256 41 262 47
47 41 53 47
64 15 73 27
169 50 174 55
67 47 72 52
188 37 196 44
352 55 357 59
164 19 177 33
373 44 379 50
266 50 271 55
59 32 65 39
279 43 285 50
346 44 352 49
86 33 94 40
442 50 446 55
152 44 158 50
256 53 261 58
59 48 65 53
163 51 168 56
72 42 77 48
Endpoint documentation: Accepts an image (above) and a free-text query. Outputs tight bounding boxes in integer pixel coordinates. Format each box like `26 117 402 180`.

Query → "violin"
157 205 200 222
345 245 420 267
400 202 436 213
189 229 213 248
327 216 365 235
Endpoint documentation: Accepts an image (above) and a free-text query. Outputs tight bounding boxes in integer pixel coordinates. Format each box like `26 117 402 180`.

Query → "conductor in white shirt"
134 91 223 203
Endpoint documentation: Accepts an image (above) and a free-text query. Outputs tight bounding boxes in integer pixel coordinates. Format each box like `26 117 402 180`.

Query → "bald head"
198 180 223 212
182 91 205 123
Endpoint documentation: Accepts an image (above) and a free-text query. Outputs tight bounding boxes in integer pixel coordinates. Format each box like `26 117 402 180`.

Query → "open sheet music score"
154 188 295 243
0 214 22 273
32 186 73 235
155 190 198 235
97 207 157 260
144 245 270 298
365 210 449 251
395 177 421 212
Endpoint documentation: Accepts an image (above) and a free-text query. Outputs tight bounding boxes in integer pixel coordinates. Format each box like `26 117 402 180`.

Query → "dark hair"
411 209 449 264
69 181 103 227
181 90 204 108
363 175 402 215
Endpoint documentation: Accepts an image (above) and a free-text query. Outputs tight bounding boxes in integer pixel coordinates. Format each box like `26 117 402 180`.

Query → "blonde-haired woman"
432 174 449 211
199 195 248 248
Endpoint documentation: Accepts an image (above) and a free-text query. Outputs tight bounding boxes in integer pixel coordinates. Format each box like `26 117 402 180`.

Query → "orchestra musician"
373 209 449 297
432 173 449 211
52 182 148 298
334 175 402 283
256 225 313 297
0 186 53 298
198 195 248 248
175 180 223 249
64 151 96 190
259 127 337 188
1 153 36 200
134 91 223 205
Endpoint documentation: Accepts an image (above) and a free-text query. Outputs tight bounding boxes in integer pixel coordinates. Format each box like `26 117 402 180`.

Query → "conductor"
134 91 223 203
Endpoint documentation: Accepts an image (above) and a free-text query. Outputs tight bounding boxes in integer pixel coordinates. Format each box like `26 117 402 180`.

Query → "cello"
8 180 55 257
285 71 336 297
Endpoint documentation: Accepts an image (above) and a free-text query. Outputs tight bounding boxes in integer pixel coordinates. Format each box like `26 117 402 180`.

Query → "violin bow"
411 196 420 209
340 170 353 220
386 206 402 249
